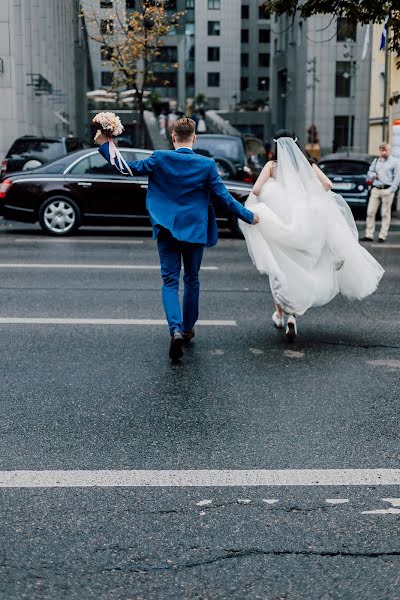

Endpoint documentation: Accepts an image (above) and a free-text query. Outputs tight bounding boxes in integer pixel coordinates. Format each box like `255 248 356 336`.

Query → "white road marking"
0 318 237 326
209 349 225 355
14 238 144 245
367 360 400 369
284 350 305 359
196 499 213 506
2 469 400 487
249 348 263 355
237 498 251 504
362 499 400 515
262 499 279 504
325 498 350 504
371 244 400 249
0 263 218 270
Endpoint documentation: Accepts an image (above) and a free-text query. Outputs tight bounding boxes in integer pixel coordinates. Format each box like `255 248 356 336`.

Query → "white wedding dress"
240 138 384 315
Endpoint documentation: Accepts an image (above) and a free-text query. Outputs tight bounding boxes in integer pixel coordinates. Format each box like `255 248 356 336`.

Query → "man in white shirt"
362 142 400 243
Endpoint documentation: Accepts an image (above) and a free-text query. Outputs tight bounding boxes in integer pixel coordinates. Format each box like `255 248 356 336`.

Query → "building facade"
0 0 91 161
271 14 372 156
368 23 400 155
83 0 271 113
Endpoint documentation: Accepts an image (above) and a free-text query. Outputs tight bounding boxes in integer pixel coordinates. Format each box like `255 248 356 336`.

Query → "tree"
263 1 400 55
81 0 183 145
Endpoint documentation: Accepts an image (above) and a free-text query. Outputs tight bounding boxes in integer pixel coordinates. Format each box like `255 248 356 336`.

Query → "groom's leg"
182 242 204 332
157 231 183 335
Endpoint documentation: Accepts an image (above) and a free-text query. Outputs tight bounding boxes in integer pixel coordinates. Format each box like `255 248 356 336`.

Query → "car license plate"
332 182 353 190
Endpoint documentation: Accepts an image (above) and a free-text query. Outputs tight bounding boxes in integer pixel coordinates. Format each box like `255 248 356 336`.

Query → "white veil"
240 137 384 315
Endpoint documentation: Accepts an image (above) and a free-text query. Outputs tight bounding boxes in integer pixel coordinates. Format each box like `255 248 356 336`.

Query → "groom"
95 117 258 361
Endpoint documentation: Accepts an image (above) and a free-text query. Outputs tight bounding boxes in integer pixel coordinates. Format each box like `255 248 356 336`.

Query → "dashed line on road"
362 499 400 515
1 469 400 487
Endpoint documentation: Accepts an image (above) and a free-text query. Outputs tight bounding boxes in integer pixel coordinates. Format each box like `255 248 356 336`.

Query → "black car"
192 134 253 183
1 135 85 179
318 153 375 214
0 148 252 236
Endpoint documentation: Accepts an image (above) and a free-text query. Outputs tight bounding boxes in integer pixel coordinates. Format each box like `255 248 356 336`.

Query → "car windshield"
7 139 65 160
319 160 369 176
193 138 243 163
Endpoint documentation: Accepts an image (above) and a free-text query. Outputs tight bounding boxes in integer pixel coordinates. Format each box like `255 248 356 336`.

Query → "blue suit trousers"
157 229 204 335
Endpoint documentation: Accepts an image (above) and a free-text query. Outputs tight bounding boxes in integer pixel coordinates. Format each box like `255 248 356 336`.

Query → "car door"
66 151 148 219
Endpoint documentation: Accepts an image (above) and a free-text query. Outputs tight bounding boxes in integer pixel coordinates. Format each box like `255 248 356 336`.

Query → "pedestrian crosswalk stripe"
1 469 400 488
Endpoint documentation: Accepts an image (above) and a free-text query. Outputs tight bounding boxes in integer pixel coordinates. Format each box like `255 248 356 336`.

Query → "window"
258 5 269 19
208 72 220 86
158 46 178 62
100 0 113 7
335 61 351 97
241 53 249 67
208 21 220 35
337 18 357 42
259 29 270 43
185 0 194 6
241 5 249 19
240 76 248 91
101 71 113 86
186 72 195 86
101 45 113 60
70 153 117 176
258 53 270 67
208 47 220 61
258 77 270 91
334 116 354 149
151 72 177 87
241 29 249 43
208 0 220 8
100 19 113 34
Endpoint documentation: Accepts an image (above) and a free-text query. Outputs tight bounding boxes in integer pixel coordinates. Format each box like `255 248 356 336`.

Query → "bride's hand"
252 213 259 224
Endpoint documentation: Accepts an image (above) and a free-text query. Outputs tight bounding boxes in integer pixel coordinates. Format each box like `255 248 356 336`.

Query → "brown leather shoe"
183 329 195 344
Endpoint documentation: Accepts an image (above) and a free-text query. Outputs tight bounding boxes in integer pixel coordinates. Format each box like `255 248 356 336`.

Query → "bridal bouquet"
92 111 124 137
92 112 132 176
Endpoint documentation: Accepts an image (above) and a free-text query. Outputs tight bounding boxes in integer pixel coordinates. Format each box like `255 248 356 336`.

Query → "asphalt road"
0 220 399 599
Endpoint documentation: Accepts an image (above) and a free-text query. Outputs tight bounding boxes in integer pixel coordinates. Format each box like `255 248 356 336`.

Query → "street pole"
347 39 354 157
382 33 390 142
311 57 316 154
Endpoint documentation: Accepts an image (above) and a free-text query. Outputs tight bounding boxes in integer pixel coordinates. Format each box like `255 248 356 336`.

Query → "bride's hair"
273 129 315 165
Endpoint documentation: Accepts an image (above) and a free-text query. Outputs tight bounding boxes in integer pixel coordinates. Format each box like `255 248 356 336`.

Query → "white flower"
92 112 124 137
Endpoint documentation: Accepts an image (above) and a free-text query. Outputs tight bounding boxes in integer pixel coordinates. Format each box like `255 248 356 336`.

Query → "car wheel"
39 196 81 236
214 157 237 180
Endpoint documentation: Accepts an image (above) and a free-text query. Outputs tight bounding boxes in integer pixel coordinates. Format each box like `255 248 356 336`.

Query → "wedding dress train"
240 138 384 315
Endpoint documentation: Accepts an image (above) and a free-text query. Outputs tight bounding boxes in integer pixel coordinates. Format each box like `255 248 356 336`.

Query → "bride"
240 130 384 340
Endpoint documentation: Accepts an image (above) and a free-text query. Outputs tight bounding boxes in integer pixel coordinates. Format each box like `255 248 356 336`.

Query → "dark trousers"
157 229 204 335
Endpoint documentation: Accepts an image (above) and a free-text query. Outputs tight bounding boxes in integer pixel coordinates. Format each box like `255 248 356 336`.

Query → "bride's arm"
251 161 273 196
312 163 333 191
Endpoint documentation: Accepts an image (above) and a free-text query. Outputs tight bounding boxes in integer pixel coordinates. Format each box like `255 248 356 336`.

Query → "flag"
361 24 370 60
380 16 388 50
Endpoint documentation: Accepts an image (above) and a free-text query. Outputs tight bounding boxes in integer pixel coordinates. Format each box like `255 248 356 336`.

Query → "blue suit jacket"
98 143 254 247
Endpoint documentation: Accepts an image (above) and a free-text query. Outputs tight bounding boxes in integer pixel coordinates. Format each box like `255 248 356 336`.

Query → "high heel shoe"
272 311 285 329
285 315 297 341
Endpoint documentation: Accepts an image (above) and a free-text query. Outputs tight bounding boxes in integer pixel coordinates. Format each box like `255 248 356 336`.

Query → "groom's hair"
173 117 196 141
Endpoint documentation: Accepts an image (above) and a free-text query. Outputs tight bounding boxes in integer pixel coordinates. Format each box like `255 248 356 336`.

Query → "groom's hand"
252 213 259 224
94 130 111 146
